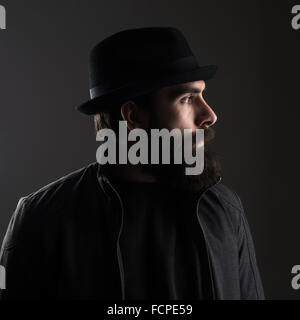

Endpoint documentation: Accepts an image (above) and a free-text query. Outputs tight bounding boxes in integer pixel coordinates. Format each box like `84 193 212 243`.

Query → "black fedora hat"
76 26 217 115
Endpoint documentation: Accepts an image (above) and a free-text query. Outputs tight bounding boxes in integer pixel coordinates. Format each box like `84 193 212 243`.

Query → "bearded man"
0 27 264 300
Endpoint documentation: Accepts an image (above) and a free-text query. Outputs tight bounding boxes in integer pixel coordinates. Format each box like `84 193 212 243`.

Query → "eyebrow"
167 84 206 100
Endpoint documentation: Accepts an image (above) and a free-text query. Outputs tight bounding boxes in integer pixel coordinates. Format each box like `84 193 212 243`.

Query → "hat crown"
88 27 195 89
76 26 217 115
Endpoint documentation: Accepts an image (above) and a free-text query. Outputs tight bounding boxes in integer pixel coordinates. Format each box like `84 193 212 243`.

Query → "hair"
94 90 158 135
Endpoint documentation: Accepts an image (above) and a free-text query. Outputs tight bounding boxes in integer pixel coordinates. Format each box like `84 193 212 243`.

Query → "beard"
140 119 222 194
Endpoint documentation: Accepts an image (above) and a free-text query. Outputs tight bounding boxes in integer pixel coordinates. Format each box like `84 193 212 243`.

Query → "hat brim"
76 64 218 115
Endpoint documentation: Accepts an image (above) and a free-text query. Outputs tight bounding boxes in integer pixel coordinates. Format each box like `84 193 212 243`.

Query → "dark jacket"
0 162 265 299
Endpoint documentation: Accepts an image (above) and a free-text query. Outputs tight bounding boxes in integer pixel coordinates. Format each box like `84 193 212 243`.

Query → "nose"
195 98 217 129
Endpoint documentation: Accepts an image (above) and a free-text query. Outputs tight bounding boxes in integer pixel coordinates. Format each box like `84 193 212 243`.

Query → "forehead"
156 80 206 101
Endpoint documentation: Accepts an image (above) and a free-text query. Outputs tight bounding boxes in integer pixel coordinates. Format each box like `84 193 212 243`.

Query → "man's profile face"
151 80 217 132
141 79 222 192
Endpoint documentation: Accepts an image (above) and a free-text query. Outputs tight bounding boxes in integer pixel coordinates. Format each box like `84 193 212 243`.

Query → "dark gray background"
0 0 299 299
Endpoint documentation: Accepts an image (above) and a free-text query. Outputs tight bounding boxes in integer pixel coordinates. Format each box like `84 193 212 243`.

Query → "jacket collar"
96 163 222 199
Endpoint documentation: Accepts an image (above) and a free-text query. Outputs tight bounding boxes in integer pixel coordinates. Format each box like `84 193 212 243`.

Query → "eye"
181 95 194 104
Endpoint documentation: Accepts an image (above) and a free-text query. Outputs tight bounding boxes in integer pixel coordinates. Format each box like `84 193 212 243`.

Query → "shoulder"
21 162 102 212
1 162 101 249
210 182 244 212
205 182 245 234
23 162 99 207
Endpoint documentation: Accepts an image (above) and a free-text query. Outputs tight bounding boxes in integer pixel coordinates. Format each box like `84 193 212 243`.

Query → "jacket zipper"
103 176 126 300
196 175 222 300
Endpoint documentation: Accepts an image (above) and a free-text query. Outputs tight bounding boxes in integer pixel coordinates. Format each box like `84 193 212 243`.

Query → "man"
0 27 264 299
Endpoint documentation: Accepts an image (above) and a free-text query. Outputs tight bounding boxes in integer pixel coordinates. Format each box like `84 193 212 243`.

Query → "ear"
120 100 149 131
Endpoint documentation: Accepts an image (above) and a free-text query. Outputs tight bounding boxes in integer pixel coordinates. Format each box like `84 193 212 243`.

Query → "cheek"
155 102 195 130
170 105 195 129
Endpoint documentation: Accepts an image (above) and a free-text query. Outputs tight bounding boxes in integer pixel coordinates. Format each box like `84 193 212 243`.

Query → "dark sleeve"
235 193 265 300
0 198 43 300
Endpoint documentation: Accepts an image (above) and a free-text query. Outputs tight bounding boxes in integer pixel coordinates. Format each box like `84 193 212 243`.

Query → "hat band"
89 55 198 99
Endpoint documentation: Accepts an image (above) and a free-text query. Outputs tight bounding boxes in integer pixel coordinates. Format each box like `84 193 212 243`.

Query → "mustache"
190 127 215 150
204 127 215 143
